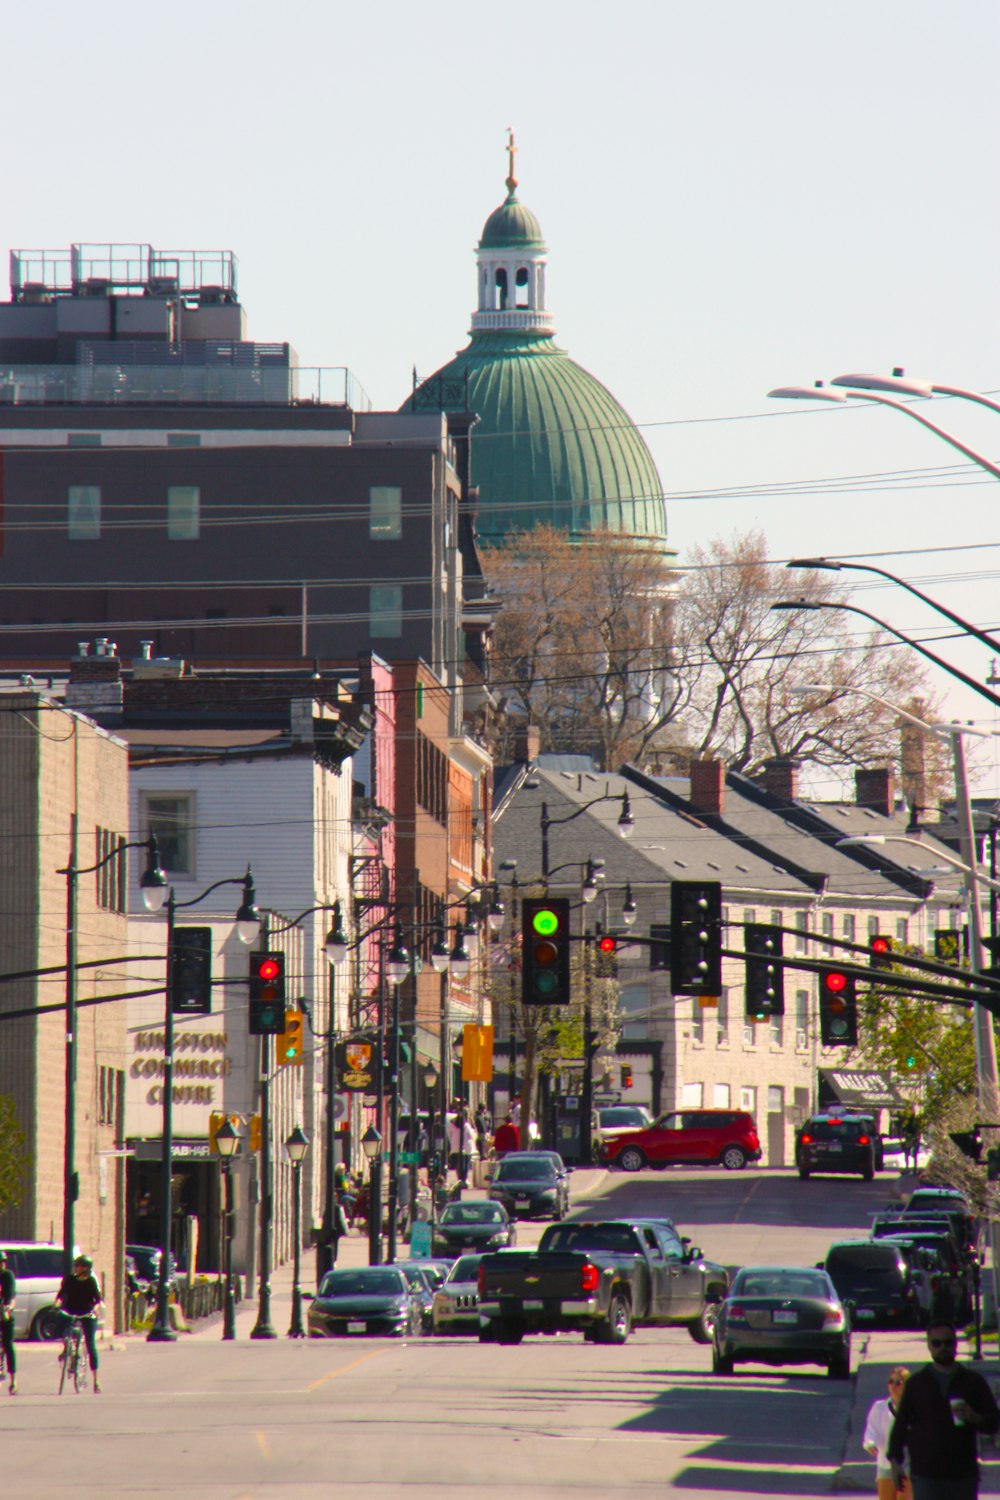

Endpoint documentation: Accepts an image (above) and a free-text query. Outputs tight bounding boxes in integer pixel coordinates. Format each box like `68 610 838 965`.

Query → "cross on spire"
505 127 518 196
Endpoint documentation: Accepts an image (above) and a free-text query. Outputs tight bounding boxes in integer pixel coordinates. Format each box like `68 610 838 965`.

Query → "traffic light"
744 924 784 1020
522 897 571 1005
819 968 857 1047
950 1129 983 1163
669 881 722 996
620 1063 633 1090
248 950 286 1035
169 925 212 1015
868 934 893 969
595 932 619 979
209 1112 242 1153
275 1010 305 1067
249 1113 263 1153
935 930 961 965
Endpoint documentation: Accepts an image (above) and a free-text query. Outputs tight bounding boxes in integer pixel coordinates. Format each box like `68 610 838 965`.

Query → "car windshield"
599 1108 649 1128
319 1269 405 1297
804 1120 867 1140
447 1257 483 1284
399 1266 429 1290
908 1193 967 1214
440 1203 504 1225
826 1246 902 1276
495 1159 556 1182
733 1270 830 1300
541 1224 639 1254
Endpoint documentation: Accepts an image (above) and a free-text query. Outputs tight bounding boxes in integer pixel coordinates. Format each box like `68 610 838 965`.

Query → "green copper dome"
479 192 546 250
406 332 667 547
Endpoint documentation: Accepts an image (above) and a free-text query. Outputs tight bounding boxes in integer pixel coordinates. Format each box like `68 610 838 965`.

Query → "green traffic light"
532 908 560 937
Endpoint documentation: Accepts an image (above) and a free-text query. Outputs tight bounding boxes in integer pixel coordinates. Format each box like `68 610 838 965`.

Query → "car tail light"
477 1265 487 1296
822 1310 844 1328
726 1305 748 1323
581 1262 599 1294
858 1135 870 1146
800 1133 813 1145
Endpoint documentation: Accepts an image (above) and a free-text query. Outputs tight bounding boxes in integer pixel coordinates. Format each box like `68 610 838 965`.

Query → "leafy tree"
0 1093 29 1215
858 963 979 1128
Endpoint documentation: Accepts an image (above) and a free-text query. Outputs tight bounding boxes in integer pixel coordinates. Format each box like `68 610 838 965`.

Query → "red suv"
600 1109 762 1172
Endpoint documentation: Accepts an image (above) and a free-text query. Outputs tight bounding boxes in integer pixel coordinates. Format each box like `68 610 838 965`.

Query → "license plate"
347 1321 366 1333
524 1300 544 1311
826 1143 842 1153
773 1310 798 1324
516 1194 529 1201
854 1308 874 1320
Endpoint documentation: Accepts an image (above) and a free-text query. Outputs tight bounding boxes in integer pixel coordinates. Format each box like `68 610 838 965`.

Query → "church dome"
402 137 670 553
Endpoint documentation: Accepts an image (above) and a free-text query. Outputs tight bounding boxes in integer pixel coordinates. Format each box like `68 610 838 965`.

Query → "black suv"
796 1113 880 1180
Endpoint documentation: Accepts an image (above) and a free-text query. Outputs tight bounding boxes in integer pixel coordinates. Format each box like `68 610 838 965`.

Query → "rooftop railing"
0 364 371 410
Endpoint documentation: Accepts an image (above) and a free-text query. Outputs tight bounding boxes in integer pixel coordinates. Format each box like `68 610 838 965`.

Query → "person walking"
864 1366 911 1499
493 1113 520 1158
0 1249 17 1394
901 1109 922 1172
54 1254 104 1394
888 1319 1000 1500
474 1103 492 1161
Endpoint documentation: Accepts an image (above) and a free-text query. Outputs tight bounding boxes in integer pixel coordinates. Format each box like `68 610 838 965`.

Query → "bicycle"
58 1317 89 1394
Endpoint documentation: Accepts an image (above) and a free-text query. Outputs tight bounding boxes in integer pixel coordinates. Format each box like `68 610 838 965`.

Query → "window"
743 909 756 931
369 485 402 540
867 914 880 936
770 1013 784 1048
680 1082 703 1107
141 792 195 875
691 999 704 1044
740 1086 756 1115
416 732 447 823
770 909 781 928
94 826 125 912
167 486 200 540
743 1020 756 1048
716 988 729 1045
795 990 809 1049
713 1083 731 1108
767 1085 784 1114
370 585 403 638
821 912 834 955
795 911 808 954
896 918 909 947
68 485 101 540
843 914 856 943
167 432 201 448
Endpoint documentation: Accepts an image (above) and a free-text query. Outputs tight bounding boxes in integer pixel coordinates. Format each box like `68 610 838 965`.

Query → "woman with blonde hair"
864 1367 911 1499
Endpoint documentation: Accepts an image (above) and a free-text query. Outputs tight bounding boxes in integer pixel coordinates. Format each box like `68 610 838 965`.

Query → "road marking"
306 1347 386 1391
255 1432 271 1460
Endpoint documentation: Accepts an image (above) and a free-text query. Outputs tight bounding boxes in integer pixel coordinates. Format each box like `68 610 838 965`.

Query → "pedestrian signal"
170 926 212 1015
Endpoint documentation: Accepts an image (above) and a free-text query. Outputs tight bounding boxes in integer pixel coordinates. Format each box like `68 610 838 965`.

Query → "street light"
832 369 1000 419
147 869 260 1344
285 1125 311 1338
622 883 637 927
214 1117 240 1340
582 858 601 905
361 1126 382 1266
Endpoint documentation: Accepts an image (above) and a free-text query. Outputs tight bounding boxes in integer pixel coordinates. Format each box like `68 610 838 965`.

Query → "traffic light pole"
148 890 179 1343
250 1032 277 1338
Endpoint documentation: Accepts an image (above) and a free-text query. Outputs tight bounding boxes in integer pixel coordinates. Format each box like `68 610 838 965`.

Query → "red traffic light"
870 936 890 954
598 935 617 953
258 957 280 981
824 971 847 993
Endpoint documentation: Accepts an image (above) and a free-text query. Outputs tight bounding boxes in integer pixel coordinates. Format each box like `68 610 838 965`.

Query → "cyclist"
0 1248 16 1394
55 1254 104 1393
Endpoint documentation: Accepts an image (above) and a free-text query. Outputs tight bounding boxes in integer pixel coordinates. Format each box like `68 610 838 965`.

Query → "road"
0 1167 942 1499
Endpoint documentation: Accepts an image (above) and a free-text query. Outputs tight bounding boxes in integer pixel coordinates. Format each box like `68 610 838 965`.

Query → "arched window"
493 268 508 310
515 266 530 308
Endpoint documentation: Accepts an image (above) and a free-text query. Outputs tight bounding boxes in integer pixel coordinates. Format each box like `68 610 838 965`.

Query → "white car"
0 1242 71 1339
591 1105 652 1162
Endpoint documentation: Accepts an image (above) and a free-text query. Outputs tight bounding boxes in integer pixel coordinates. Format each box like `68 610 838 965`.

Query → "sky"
4 0 1000 790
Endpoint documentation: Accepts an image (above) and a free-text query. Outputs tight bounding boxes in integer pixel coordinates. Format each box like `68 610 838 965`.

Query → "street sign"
399 1151 420 1165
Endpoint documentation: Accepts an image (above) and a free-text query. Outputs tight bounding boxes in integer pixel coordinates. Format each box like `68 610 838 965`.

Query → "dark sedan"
432 1201 516 1258
307 1267 424 1339
712 1265 850 1378
488 1157 569 1220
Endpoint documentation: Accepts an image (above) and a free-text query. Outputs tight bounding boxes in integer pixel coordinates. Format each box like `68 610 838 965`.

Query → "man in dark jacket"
0 1249 16 1394
888 1319 1000 1498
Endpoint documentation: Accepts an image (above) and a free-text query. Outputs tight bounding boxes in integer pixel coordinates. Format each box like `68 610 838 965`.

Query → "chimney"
513 723 541 765
65 639 123 719
856 766 895 819
689 757 725 817
761 757 800 804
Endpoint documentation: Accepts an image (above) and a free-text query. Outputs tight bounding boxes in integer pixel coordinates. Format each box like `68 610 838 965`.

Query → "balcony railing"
0 363 371 410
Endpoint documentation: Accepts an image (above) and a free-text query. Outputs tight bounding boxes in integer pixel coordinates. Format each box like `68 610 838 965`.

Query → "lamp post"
361 1126 382 1265
214 1117 240 1340
285 1125 310 1338
423 1061 439 1233
58 834 164 1279
142 868 260 1344
384 929 409 1262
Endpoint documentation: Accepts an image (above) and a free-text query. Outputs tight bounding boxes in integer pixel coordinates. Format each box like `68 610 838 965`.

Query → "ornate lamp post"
214 1117 240 1340
361 1126 383 1265
285 1126 311 1338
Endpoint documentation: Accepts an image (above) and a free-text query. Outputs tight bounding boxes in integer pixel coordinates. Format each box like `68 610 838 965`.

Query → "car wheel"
828 1349 851 1380
496 1319 524 1346
597 1292 631 1345
721 1145 747 1171
861 1163 875 1182
798 1164 810 1180
32 1306 64 1342
712 1345 734 1375
687 1300 718 1345
618 1146 647 1173
478 1323 496 1344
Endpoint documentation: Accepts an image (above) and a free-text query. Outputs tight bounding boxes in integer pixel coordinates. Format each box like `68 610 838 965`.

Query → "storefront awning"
818 1068 902 1111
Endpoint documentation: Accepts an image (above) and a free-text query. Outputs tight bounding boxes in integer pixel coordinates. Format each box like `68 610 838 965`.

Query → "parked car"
598 1109 761 1172
0 1241 70 1340
397 1263 436 1333
126 1243 185 1293
478 1218 729 1346
902 1190 982 1261
432 1254 486 1335
431 1201 516 1257
822 1240 917 1329
874 1235 968 1326
404 1258 453 1292
591 1105 652 1161
307 1266 424 1339
488 1156 570 1219
795 1114 880 1180
712 1265 850 1378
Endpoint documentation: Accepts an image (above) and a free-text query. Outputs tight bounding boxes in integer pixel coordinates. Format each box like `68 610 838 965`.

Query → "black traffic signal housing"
620 1063 633 1090
595 932 619 979
522 897 571 1005
935 930 962 965
950 1129 983 1163
669 881 722 996
819 967 857 1046
868 933 893 969
743 923 784 1020
275 1010 305 1067
169 926 212 1015
248 950 287 1035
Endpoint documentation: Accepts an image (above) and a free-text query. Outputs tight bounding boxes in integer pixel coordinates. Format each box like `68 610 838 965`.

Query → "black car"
822 1240 917 1329
796 1114 879 1180
307 1266 424 1338
713 1265 850 1379
431 1201 516 1257
488 1156 570 1219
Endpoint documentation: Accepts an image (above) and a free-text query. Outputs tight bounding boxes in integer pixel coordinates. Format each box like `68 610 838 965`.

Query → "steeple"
471 132 554 336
